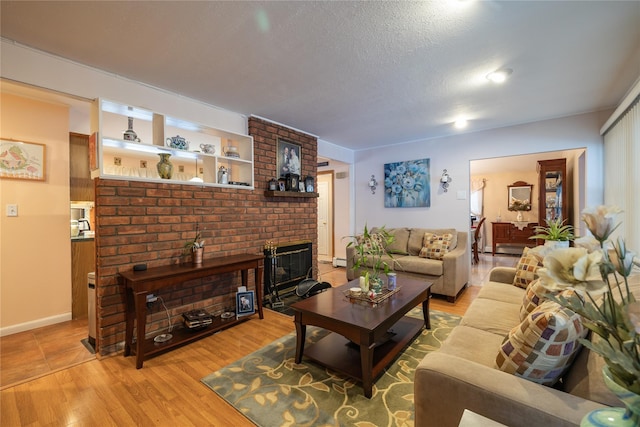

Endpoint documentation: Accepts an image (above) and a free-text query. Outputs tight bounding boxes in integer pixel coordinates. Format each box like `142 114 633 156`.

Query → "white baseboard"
332 257 347 267
0 312 72 337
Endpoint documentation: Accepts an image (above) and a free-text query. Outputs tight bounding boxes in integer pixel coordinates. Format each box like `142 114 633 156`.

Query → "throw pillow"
520 280 581 321
520 278 548 320
418 233 453 260
512 247 544 289
358 233 385 253
496 300 587 386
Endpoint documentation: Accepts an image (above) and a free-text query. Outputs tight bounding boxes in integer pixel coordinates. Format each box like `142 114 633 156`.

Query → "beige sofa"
413 266 635 427
346 227 469 301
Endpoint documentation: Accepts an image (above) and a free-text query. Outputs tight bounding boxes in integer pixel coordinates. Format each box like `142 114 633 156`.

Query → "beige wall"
0 91 72 334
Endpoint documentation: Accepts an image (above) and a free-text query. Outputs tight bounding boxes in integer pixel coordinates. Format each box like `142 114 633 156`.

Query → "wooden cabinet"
90 98 254 189
537 158 567 226
71 239 95 319
492 222 538 255
69 133 94 201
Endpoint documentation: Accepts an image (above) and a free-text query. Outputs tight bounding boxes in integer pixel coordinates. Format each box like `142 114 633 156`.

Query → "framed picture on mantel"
277 138 302 177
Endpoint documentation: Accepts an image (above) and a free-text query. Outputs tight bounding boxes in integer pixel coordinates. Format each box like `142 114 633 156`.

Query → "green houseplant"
530 218 575 247
346 224 394 293
184 223 205 264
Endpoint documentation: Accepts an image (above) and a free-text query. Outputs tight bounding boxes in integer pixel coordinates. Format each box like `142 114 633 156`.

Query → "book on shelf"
182 309 213 329
182 309 212 322
183 318 213 329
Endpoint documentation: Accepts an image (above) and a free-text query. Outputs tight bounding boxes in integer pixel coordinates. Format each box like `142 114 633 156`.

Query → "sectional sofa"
414 264 639 426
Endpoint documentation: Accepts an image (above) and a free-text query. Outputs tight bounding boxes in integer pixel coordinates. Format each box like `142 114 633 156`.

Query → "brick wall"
94 117 318 356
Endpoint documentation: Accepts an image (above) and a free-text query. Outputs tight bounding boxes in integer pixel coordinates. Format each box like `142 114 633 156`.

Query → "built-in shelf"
90 98 254 189
264 190 319 198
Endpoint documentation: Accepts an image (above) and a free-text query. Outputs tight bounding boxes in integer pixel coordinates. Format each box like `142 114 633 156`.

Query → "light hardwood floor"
1 254 517 426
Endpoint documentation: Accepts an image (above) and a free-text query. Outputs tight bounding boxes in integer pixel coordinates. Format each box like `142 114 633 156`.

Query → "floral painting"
384 158 430 208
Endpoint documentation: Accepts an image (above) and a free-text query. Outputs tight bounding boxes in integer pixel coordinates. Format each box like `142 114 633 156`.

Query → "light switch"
456 190 467 200
6 204 18 217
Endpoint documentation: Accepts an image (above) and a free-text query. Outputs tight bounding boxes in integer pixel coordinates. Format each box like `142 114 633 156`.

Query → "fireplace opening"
263 240 312 303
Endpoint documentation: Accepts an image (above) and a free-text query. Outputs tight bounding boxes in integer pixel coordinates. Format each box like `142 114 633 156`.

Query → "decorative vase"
156 153 173 179
544 240 570 250
192 247 204 265
516 211 523 222
580 367 640 426
370 276 384 294
123 116 140 142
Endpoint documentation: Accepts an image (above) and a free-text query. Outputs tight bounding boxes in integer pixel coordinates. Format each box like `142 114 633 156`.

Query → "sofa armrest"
488 267 517 284
346 245 356 280
415 352 605 427
441 232 469 292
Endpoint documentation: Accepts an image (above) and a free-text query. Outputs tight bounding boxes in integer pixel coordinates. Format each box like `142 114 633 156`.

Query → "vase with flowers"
346 224 395 295
184 223 205 264
535 206 639 426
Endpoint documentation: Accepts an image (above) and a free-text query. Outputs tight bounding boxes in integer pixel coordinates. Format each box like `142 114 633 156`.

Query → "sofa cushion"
408 228 457 255
477 281 526 305
460 298 522 336
496 300 587 386
437 325 507 368
393 255 443 276
513 247 544 289
385 228 410 255
419 233 454 260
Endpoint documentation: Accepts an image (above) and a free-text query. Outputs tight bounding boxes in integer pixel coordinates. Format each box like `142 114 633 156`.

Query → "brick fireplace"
93 117 318 356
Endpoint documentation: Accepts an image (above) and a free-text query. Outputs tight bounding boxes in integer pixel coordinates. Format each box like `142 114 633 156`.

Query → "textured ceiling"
1 1 639 150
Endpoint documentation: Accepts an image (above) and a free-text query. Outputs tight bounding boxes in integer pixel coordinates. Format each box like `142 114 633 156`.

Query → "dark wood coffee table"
291 277 432 398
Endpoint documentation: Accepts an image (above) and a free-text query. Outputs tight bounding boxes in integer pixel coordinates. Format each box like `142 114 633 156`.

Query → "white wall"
352 111 610 235
1 40 247 136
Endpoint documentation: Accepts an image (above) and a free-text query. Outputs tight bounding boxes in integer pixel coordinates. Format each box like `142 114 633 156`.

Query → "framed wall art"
236 290 255 318
0 139 46 181
384 158 430 208
277 138 302 177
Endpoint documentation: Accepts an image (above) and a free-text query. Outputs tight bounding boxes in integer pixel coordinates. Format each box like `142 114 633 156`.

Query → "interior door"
317 173 333 262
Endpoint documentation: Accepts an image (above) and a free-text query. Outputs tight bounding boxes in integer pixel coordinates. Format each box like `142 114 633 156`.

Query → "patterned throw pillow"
520 279 581 321
418 233 453 260
512 247 544 289
520 278 548 320
496 300 587 386
358 233 386 253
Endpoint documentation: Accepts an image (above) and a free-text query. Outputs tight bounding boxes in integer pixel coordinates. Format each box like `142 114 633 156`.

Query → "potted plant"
184 223 205 264
530 218 575 248
346 224 394 294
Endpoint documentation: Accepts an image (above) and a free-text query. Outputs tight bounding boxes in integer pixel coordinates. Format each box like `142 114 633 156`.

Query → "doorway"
317 171 334 263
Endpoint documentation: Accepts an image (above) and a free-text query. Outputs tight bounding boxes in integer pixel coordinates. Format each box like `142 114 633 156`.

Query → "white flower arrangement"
537 205 640 394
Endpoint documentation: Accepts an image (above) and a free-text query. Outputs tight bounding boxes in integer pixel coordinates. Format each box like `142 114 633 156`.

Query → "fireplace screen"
264 241 312 298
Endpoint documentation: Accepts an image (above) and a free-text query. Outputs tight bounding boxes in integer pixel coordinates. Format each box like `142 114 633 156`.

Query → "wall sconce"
368 175 378 194
440 169 452 192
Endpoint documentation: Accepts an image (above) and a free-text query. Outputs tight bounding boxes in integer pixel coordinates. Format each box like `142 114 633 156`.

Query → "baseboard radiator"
332 257 347 267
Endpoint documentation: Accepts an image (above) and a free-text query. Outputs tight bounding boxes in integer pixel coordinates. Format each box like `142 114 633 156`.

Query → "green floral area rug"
201 309 460 427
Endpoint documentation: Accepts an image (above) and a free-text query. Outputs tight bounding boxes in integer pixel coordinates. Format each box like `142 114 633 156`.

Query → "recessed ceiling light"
454 118 468 129
486 68 513 84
